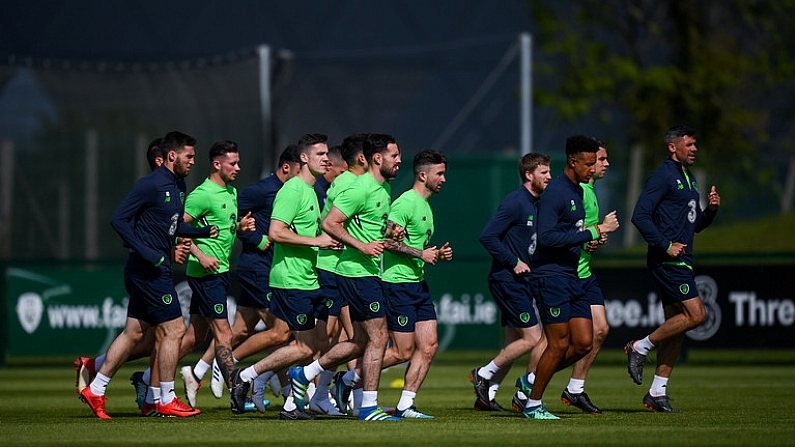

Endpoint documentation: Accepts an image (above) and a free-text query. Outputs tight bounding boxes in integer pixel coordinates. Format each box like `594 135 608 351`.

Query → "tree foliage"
529 0 795 218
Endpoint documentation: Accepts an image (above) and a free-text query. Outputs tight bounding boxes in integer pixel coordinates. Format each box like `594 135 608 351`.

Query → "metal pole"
0 139 14 258
520 32 532 155
258 44 273 179
85 129 98 259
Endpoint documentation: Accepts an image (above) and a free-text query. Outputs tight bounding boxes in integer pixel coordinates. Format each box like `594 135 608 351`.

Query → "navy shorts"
384 281 437 332
530 274 591 324
488 280 539 328
317 268 346 318
188 272 231 319
124 266 182 325
269 287 323 331
651 263 700 306
580 274 605 307
236 268 272 310
338 276 387 322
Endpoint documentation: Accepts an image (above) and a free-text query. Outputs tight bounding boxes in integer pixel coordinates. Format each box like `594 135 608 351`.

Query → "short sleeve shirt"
184 178 238 278
382 189 433 283
333 173 391 278
269 177 322 290
577 183 600 279
316 171 357 273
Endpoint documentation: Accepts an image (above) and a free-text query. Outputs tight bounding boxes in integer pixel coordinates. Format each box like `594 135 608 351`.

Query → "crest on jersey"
297 314 308 325
519 312 530 323
679 284 690 295
549 307 560 318
398 315 409 327
214 304 224 314
162 294 173 305
369 302 380 313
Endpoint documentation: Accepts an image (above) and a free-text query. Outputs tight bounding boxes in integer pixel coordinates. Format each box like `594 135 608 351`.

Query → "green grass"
1 351 794 446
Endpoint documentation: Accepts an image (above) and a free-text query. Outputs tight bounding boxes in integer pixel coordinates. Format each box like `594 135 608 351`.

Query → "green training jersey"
269 176 322 290
184 178 239 278
333 172 391 278
577 182 600 279
316 171 357 273
381 189 434 283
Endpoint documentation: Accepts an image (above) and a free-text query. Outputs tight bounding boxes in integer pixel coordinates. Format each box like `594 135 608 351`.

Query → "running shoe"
309 397 344 416
358 405 400 421
561 389 602 414
511 391 527 412
625 340 646 385
80 386 110 419
643 392 681 413
74 357 96 394
245 397 265 413
516 375 533 398
179 366 201 408
394 406 434 419
474 398 508 412
332 371 351 414
157 397 201 417
288 366 311 412
210 359 224 398
229 369 250 415
469 368 490 407
521 402 559 420
141 402 158 417
279 408 317 420
129 371 148 410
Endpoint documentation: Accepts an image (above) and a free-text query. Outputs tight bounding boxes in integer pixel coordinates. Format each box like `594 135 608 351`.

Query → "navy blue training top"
479 186 539 283
111 165 210 271
314 175 331 211
631 157 716 269
533 172 596 278
236 173 284 273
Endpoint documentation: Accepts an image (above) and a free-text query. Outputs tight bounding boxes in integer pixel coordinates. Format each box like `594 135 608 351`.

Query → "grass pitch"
1 350 793 446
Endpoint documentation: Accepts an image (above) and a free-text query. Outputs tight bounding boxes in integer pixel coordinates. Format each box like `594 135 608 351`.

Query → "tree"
529 0 795 221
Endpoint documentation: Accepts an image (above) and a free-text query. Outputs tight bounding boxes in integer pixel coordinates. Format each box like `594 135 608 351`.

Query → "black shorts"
124 266 182 325
384 281 436 332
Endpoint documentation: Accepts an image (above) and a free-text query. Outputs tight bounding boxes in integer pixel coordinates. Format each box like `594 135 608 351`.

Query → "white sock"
90 372 111 396
232 355 239 364
396 390 416 411
567 378 585 394
525 398 542 409
479 361 500 380
634 336 655 355
145 386 157 405
149 386 161 404
488 382 500 401
650 375 669 397
142 368 151 386
303 360 325 381
283 395 297 411
240 366 258 383
94 353 106 371
193 359 211 380
160 381 175 405
362 390 378 408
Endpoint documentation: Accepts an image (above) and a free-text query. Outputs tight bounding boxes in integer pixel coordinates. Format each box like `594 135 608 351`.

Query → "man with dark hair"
558 137 617 414
315 144 348 210
378 148 452 418
627 125 720 412
471 152 551 413
287 133 403 421
229 133 339 419
146 138 165 171
80 131 217 419
305 133 369 416
171 140 255 414
523 135 619 420
181 145 300 410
